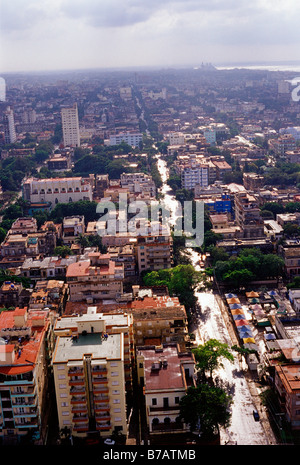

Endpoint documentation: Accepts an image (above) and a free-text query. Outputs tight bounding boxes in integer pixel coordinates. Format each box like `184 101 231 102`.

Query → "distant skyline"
1 0 300 73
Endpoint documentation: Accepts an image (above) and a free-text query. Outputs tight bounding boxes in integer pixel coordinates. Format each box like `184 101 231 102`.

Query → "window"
113 399 120 404
114 408 121 413
112 381 119 386
60 393 67 398
62 411 69 416
112 390 120 395
152 398 157 406
59 384 66 389
61 402 68 407
175 397 180 404
163 397 169 408
111 372 119 377
58 374 65 380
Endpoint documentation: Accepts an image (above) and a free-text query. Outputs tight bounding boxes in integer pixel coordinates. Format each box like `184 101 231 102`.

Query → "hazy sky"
1 0 300 73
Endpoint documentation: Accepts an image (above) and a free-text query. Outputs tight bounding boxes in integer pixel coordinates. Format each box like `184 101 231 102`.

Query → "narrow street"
156 153 278 445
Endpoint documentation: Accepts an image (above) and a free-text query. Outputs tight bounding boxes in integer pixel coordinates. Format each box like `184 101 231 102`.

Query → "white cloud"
1 0 300 72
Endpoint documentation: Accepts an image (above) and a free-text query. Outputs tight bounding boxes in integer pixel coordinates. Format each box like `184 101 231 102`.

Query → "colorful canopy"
229 303 242 309
249 298 260 303
246 291 259 298
235 319 249 326
225 293 237 298
227 298 240 304
232 314 247 320
231 308 245 315
243 337 256 344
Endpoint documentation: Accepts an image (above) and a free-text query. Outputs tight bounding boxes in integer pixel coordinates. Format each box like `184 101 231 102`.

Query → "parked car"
253 410 260 421
104 438 115 445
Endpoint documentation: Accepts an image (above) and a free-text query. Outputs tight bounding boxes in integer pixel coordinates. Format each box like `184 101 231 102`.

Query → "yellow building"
52 308 130 438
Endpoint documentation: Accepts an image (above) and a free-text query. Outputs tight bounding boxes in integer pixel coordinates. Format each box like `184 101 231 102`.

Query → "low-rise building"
62 216 85 246
66 252 125 303
136 343 195 438
130 295 188 348
22 177 93 206
275 363 300 430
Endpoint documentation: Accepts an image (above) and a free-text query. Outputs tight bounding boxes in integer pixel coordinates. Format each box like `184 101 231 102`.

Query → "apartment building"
9 217 37 235
20 256 78 282
136 343 195 438
0 281 31 309
107 244 136 279
279 241 300 278
0 307 53 443
66 252 125 303
168 132 185 145
47 154 71 172
0 225 57 269
234 191 265 238
136 230 173 274
181 163 209 190
109 132 142 147
130 295 188 348
275 363 300 430
29 280 68 315
62 216 85 246
243 172 265 191
120 172 156 198
93 174 109 201
3 106 17 144
22 177 93 206
52 308 128 438
61 103 80 148
212 160 232 180
269 134 296 157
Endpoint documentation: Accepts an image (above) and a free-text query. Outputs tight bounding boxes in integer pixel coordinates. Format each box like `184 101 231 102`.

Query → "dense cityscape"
1 63 300 453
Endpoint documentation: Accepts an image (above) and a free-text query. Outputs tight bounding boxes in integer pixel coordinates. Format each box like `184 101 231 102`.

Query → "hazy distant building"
61 103 80 147
0 77 6 102
3 106 16 144
109 132 142 147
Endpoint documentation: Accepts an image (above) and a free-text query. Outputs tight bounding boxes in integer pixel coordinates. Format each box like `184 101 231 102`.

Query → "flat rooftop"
53 332 123 363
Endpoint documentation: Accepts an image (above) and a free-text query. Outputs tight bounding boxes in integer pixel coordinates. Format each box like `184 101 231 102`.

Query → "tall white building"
61 103 80 147
0 77 6 102
3 106 16 144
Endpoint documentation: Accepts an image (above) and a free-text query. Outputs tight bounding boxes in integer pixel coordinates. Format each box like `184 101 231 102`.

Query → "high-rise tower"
61 103 80 147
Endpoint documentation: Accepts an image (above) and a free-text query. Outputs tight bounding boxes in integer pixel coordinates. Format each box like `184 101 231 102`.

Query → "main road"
156 154 277 445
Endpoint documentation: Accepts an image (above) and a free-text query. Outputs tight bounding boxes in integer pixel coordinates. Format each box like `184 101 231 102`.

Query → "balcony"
95 412 110 422
94 396 109 404
71 405 88 414
96 421 111 432
93 386 109 395
69 379 85 387
92 367 107 376
92 376 108 384
70 386 86 395
16 418 39 429
71 396 86 404
73 423 89 432
95 404 110 412
73 414 89 423
14 407 38 418
68 368 84 376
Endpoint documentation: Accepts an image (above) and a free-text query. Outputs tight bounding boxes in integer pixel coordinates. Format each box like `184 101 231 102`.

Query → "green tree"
54 246 73 258
179 384 232 435
192 339 234 380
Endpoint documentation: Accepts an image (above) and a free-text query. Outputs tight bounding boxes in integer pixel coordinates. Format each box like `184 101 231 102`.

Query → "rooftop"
138 344 194 392
52 332 123 364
